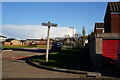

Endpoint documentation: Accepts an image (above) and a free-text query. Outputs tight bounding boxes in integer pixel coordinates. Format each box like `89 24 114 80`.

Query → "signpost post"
42 21 57 62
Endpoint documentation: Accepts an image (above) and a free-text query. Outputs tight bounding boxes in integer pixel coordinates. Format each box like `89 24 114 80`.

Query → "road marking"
2 56 29 60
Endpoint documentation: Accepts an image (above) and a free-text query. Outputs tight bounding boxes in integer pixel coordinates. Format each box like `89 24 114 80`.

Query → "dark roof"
95 23 104 28
6 38 17 42
0 35 6 38
26 39 40 41
108 2 120 12
20 40 26 42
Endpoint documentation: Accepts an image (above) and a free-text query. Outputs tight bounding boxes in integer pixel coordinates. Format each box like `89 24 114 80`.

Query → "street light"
42 21 57 62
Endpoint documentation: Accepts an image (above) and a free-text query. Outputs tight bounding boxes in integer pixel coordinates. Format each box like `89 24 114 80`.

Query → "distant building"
0 35 6 42
25 39 42 45
4 38 21 46
79 36 88 46
0 35 6 47
94 23 104 33
25 38 53 46
20 40 26 45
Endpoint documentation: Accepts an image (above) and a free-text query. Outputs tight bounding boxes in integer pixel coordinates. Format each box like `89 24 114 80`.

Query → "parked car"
51 42 63 51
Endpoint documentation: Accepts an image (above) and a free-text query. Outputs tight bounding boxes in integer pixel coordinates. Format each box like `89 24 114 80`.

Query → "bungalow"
4 38 21 46
25 38 54 46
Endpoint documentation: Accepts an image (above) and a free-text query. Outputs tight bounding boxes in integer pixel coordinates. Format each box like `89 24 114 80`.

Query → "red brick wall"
96 29 104 33
104 13 120 33
111 14 120 33
104 12 111 33
4 42 11 46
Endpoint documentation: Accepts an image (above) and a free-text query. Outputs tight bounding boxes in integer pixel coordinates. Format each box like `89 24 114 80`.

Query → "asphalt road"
2 48 120 79
2 49 81 78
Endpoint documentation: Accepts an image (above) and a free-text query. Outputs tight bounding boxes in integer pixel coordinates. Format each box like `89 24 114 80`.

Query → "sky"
2 0 119 2
1 2 110 39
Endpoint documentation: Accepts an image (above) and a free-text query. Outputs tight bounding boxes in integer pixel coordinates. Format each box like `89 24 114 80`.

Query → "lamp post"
42 21 57 62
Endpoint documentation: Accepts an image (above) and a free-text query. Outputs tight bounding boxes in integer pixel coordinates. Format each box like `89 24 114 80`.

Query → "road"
2 48 81 78
2 48 120 79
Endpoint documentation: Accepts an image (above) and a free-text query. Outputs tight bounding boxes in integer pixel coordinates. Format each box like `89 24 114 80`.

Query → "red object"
102 40 120 64
3 56 28 60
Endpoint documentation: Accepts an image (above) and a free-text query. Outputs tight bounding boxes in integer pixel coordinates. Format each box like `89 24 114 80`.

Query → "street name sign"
42 21 57 62
42 22 57 27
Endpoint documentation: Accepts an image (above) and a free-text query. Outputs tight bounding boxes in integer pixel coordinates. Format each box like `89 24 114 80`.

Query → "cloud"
2 24 75 39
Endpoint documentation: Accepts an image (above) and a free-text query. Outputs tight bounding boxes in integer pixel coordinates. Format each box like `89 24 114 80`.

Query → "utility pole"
42 21 57 62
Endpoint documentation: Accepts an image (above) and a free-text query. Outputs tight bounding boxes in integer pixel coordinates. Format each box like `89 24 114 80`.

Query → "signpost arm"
46 26 50 62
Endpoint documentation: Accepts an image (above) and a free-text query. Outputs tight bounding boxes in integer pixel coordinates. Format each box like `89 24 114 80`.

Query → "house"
0 35 6 47
25 38 53 46
20 40 26 45
79 36 88 46
94 23 104 33
4 38 21 46
104 2 120 33
25 39 42 45
89 2 120 68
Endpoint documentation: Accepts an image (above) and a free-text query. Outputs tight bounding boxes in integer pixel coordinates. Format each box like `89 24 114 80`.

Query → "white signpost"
42 21 57 62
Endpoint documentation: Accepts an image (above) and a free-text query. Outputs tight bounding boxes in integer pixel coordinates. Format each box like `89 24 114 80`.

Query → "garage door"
102 40 120 64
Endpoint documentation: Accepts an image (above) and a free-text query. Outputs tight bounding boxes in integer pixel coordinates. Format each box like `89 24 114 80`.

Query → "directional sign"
42 22 57 27
50 24 57 27
41 21 58 62
42 23 49 26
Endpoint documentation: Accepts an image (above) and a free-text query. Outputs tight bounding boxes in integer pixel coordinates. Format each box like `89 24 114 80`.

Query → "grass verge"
31 46 91 71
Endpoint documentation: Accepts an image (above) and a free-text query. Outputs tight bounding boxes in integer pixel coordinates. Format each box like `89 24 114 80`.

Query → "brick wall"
96 29 104 33
111 14 120 33
104 11 111 33
104 14 120 33
4 42 11 46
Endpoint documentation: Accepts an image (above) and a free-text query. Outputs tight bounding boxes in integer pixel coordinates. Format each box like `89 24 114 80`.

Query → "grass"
31 46 92 71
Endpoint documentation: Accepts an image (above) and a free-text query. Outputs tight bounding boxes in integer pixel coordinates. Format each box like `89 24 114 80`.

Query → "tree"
82 26 86 36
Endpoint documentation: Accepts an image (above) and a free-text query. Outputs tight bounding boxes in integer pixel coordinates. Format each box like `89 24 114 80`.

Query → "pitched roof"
95 23 104 28
108 2 120 12
0 35 6 38
6 38 17 42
